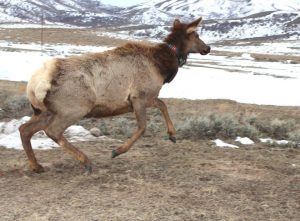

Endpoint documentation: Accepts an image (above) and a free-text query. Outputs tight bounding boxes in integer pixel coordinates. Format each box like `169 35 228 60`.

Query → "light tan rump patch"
27 59 59 111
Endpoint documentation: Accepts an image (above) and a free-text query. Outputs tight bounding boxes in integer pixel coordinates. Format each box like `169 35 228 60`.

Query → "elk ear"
173 19 181 28
186 17 203 34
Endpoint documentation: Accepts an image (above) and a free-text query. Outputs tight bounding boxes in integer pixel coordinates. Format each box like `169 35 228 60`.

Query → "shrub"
239 124 260 139
288 130 300 144
113 118 133 137
2 95 31 118
270 119 296 139
248 116 296 140
147 120 162 136
98 121 109 135
177 113 259 140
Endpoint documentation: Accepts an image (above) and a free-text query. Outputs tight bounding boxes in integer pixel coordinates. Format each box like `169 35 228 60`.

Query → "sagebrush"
177 113 298 141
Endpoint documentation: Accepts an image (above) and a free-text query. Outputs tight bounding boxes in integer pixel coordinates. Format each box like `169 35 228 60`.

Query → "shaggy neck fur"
166 43 187 67
153 43 179 84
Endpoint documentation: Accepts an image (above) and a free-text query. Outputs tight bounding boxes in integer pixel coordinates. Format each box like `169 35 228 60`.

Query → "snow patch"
259 138 290 145
213 139 239 148
241 53 254 60
276 140 290 145
235 137 254 145
0 116 108 150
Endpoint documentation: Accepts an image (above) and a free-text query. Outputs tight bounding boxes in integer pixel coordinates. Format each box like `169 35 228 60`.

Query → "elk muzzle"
201 45 211 55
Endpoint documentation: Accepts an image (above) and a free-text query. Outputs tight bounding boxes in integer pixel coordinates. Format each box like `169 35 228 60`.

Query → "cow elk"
19 17 211 173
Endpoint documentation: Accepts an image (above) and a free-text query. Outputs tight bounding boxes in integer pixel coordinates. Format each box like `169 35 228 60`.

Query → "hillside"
0 0 299 41
0 0 123 26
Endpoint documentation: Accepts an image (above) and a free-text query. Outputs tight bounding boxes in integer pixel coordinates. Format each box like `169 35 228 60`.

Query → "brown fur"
19 17 210 173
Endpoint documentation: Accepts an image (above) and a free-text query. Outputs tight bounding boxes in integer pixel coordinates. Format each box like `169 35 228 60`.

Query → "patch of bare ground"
0 139 299 221
251 53 300 64
0 80 26 99
0 28 128 46
212 50 300 64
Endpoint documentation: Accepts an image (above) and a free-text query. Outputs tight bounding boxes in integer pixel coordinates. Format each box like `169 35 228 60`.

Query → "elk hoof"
111 150 120 158
30 164 45 173
84 164 93 175
169 136 176 143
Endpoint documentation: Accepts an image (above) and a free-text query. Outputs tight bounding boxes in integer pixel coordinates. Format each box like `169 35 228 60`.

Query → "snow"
259 138 290 145
260 138 274 143
201 15 300 42
121 0 300 42
0 41 111 55
1 0 299 42
0 11 23 23
99 0 146 7
0 24 80 29
276 140 290 145
213 139 239 148
0 116 108 149
159 58 300 106
132 0 300 21
235 137 254 145
217 41 300 55
0 42 111 81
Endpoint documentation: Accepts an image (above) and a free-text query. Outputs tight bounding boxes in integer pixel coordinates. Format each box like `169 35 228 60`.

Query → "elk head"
184 17 210 55
165 17 211 59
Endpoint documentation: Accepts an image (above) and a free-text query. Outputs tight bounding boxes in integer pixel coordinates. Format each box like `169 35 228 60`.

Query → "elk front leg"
112 96 146 158
154 98 176 143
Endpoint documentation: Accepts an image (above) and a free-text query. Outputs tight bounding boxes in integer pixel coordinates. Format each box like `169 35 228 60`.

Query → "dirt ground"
0 137 299 221
0 28 128 46
0 80 300 221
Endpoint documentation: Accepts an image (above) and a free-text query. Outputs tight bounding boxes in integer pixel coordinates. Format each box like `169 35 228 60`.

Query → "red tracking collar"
168 44 177 55
167 44 186 67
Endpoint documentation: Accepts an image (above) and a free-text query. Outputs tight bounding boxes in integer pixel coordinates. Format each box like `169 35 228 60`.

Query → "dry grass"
0 28 128 46
0 138 299 221
212 50 300 64
251 53 300 64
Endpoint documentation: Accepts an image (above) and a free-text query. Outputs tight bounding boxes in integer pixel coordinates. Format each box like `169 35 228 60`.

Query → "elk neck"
166 43 187 67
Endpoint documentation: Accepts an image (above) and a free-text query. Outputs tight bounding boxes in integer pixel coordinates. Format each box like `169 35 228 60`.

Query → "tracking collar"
167 44 187 67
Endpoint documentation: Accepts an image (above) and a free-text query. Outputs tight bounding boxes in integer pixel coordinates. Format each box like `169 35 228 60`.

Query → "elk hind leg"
44 114 93 174
112 96 146 158
19 111 53 173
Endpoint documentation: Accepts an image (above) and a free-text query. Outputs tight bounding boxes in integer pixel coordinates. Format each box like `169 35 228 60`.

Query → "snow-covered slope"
199 10 300 42
0 0 299 41
123 0 300 41
0 0 123 26
128 0 300 22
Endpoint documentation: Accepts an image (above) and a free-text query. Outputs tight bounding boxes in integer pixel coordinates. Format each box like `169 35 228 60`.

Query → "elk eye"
195 33 199 38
